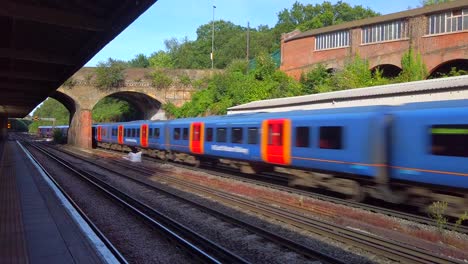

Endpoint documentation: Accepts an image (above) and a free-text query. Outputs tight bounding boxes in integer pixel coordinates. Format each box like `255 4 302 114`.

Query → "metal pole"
246 21 250 61
211 5 215 69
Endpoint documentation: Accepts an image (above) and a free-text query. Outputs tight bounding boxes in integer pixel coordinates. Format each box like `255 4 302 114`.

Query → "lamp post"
211 5 216 69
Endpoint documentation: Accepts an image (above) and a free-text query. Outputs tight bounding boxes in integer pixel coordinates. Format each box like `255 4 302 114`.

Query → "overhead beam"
0 48 74 66
0 71 59 82
1 1 106 31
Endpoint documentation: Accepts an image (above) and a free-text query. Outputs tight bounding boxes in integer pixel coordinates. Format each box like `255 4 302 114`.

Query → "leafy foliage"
421 0 454 5
95 58 127 90
92 97 139 122
63 77 77 89
398 48 428 82
128 53 150 68
164 54 303 118
52 129 66 144
300 64 331 94
273 1 379 41
29 98 69 133
150 68 173 89
148 51 174 68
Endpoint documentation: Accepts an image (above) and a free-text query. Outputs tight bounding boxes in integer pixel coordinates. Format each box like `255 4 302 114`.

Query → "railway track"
35 141 350 264
24 141 249 264
154 155 468 235
45 144 464 264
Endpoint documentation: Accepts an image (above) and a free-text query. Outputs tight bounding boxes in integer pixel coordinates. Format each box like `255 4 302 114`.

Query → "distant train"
93 100 468 216
38 125 69 138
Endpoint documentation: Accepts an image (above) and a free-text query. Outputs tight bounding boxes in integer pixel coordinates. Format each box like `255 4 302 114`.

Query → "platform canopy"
0 0 157 117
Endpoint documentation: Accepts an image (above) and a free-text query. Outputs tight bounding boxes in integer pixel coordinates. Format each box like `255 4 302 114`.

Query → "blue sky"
85 0 422 66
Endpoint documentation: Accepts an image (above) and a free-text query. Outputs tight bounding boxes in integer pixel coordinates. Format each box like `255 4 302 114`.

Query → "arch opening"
92 91 165 123
371 64 402 78
429 59 468 78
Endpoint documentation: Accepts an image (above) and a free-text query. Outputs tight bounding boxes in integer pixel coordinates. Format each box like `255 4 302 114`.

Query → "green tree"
95 58 127 90
128 53 150 68
164 53 302 118
148 51 174 68
273 1 379 41
92 97 139 122
29 98 69 133
421 0 454 6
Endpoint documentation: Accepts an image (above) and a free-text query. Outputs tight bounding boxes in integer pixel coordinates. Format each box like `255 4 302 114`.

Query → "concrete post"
0 117 7 141
68 109 92 149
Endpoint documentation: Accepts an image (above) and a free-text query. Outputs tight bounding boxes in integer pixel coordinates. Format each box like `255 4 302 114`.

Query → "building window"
428 9 468 35
247 127 258 145
231 128 243 144
295 127 310 148
319 126 343 149
431 125 468 157
216 128 227 143
362 20 408 44
315 30 349 50
206 128 213 142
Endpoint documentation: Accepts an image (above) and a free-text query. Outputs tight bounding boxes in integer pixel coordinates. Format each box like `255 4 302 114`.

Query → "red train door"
97 126 102 142
140 124 149 148
190 122 204 154
261 119 291 165
118 125 124 144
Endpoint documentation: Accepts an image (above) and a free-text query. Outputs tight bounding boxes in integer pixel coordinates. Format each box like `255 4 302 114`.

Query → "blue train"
93 100 468 216
38 125 69 138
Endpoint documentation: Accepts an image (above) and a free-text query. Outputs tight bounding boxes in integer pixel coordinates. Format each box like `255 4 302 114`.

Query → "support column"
0 117 8 141
68 109 92 149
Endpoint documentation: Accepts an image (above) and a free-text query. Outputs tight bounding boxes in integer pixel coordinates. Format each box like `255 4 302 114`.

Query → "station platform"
0 139 110 264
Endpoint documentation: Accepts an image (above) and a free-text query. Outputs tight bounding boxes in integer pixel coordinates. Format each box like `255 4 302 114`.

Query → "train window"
193 126 200 141
155 128 160 139
431 125 468 157
268 124 283 146
183 128 189 140
231 128 243 144
124 129 127 137
137 129 140 137
132 128 136 137
296 127 310 148
149 128 153 138
206 128 213 142
216 128 227 143
319 126 343 149
174 128 181 140
247 127 258 144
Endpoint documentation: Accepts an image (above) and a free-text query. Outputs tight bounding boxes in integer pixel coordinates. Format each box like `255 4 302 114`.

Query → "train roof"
38 125 69 128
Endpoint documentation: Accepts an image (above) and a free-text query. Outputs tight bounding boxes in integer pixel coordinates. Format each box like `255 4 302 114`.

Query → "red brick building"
280 1 468 80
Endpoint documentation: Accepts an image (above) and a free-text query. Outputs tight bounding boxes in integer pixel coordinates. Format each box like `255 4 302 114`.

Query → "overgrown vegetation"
92 97 139 122
164 54 302 118
95 58 127 90
150 68 173 89
428 201 468 233
63 77 77 89
52 129 66 144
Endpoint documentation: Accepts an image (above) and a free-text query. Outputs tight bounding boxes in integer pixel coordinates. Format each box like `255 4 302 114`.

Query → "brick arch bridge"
53 68 217 148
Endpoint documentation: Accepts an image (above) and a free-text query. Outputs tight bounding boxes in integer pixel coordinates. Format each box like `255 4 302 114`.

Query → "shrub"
94 58 127 90
151 68 173 89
